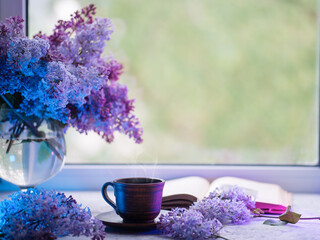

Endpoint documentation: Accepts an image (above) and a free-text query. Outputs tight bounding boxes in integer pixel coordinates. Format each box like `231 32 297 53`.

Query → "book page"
207 176 292 206
163 176 210 200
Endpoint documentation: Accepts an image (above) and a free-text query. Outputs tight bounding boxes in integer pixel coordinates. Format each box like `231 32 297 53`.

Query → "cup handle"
101 182 117 213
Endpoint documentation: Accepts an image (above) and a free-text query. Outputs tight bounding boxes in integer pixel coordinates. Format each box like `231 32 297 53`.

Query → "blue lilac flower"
0 188 106 240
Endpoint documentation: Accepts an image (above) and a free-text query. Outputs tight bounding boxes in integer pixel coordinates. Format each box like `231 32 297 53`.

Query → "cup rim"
114 177 165 185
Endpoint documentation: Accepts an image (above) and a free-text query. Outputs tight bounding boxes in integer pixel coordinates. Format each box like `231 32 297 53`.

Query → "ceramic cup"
101 177 165 223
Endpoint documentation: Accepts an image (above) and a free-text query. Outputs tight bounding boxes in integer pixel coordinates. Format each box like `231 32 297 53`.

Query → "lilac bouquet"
0 188 106 239
0 4 142 150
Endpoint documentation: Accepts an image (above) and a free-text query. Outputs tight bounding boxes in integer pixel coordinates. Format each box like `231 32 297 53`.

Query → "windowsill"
1 191 320 239
2 164 320 193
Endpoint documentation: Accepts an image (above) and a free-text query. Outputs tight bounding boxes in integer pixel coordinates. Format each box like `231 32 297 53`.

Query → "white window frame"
0 0 320 193
0 0 26 29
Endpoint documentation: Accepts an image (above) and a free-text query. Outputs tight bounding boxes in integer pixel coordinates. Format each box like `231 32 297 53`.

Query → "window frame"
0 0 320 193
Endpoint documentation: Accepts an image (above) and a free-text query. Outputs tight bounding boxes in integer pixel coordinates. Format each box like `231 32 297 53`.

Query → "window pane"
28 0 318 165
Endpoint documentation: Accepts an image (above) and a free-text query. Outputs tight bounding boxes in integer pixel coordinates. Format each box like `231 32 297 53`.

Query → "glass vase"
0 110 66 188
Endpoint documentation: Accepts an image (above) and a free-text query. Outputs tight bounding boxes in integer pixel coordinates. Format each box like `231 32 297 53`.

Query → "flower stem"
0 95 64 161
214 235 230 240
255 215 320 220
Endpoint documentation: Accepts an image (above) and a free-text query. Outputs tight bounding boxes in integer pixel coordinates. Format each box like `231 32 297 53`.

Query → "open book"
162 176 292 214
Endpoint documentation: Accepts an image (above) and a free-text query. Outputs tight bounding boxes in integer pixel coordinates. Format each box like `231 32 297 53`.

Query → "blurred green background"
29 0 318 164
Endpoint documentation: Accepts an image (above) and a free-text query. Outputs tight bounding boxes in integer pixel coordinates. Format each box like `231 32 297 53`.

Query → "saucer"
96 210 167 230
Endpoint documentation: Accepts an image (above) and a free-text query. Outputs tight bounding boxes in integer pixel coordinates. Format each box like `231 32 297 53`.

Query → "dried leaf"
263 219 288 226
279 206 301 224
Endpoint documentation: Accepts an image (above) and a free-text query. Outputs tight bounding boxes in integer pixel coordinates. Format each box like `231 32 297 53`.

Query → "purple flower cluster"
192 186 255 224
0 4 143 143
158 208 223 240
157 186 255 239
0 188 106 240
208 185 256 210
69 81 143 143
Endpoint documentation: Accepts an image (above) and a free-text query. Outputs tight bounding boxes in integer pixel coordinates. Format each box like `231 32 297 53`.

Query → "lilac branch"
256 215 320 220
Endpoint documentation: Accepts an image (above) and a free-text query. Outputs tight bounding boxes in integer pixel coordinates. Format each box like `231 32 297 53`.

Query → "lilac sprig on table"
0 4 143 146
0 188 106 240
158 208 223 240
157 186 255 239
192 186 255 224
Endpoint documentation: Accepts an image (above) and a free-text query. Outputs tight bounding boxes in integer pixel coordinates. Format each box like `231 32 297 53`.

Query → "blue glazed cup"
101 177 165 223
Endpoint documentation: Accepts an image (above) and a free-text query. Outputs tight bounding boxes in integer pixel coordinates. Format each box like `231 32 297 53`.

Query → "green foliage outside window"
29 0 317 164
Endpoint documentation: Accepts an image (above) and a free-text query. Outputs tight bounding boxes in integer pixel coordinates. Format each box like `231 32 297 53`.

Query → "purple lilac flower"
0 4 143 144
0 188 106 240
0 16 24 57
191 197 252 224
7 37 49 76
191 186 254 224
158 186 255 239
157 208 223 240
46 4 96 48
59 17 113 68
34 4 97 63
107 58 123 81
69 81 143 143
211 185 256 210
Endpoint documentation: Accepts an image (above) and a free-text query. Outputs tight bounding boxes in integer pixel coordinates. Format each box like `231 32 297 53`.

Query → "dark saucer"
96 210 167 230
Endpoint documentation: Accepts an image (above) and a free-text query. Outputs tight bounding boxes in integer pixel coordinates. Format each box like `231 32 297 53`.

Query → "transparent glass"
0 111 66 188
28 0 318 165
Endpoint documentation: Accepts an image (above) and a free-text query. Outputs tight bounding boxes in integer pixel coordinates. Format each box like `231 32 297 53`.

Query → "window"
27 0 319 165
0 0 316 167
1 0 320 192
